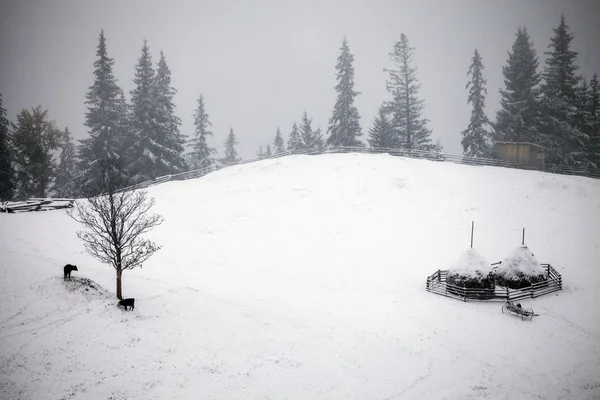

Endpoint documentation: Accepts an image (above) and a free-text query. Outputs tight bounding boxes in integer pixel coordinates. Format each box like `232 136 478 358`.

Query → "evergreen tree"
78 30 128 193
461 49 493 157
494 27 542 144
273 127 285 154
287 122 302 151
129 42 185 181
266 144 272 156
585 74 600 169
189 94 216 170
327 37 363 147
10 106 61 199
539 15 586 165
153 51 186 171
367 105 396 148
257 145 265 157
54 127 77 197
385 33 433 150
0 94 15 201
299 111 323 150
222 128 240 163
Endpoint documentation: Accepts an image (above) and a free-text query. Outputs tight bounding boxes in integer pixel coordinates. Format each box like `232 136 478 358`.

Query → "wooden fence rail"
426 263 562 302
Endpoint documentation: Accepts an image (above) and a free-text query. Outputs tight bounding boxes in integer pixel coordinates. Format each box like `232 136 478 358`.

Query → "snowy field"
1 153 600 400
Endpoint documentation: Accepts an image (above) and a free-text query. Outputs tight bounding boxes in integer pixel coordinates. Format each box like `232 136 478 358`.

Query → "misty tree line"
0 14 599 202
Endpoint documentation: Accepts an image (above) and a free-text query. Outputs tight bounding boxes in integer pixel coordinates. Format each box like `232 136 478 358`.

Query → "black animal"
63 264 78 281
118 298 135 311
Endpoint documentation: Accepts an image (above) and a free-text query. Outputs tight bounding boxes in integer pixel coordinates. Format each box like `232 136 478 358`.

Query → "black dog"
63 264 78 281
118 298 135 311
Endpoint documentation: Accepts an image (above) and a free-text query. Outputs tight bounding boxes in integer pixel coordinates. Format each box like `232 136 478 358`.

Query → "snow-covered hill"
1 153 600 400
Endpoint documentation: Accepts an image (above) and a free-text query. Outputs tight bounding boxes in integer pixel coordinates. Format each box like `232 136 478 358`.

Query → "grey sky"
1 0 599 159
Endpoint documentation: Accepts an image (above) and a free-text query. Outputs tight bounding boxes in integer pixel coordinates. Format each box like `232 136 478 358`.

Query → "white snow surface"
1 153 600 400
449 248 492 278
498 245 546 278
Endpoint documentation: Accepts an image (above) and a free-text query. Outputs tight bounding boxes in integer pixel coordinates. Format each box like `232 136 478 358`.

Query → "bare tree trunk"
116 268 123 300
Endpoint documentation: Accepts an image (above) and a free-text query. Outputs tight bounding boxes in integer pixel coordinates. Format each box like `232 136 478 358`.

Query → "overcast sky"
1 0 599 158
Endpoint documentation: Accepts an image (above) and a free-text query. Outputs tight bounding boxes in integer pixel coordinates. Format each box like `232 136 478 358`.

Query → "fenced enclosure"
1 198 75 213
426 264 562 302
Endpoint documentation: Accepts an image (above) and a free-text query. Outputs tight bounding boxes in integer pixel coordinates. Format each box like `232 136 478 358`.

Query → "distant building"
495 142 547 169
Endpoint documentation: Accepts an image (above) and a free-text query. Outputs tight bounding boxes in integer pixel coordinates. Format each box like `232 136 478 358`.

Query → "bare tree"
68 159 162 299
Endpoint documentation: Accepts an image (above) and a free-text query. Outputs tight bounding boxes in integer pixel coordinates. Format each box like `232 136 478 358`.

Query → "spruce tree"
287 122 302 151
273 127 285 154
585 74 600 169
222 128 240 163
461 49 492 157
10 106 61 199
327 37 363 147
494 27 541 144
0 94 14 201
539 15 586 165
257 145 265 157
78 30 128 192
54 127 77 197
299 111 323 150
153 51 186 172
266 144 272 156
385 33 433 150
189 94 216 170
367 105 396 148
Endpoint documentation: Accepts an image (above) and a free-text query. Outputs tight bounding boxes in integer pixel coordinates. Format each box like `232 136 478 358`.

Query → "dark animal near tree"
63 264 78 281
118 298 135 311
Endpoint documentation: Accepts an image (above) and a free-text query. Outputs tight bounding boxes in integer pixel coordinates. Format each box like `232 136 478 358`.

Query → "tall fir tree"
10 106 61 199
78 30 129 193
0 94 15 201
257 145 265 157
265 144 272 156
287 122 302 151
461 49 492 157
327 37 363 147
539 14 586 165
222 128 240 163
494 27 542 144
585 74 600 169
367 105 396 148
299 111 323 150
153 51 186 171
385 33 433 150
54 127 77 197
189 94 216 170
273 127 285 154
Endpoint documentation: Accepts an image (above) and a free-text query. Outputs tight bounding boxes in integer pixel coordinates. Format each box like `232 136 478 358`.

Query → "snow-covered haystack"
446 248 495 299
495 245 547 289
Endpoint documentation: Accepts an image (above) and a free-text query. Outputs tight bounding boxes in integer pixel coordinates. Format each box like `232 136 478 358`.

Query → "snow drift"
1 153 600 400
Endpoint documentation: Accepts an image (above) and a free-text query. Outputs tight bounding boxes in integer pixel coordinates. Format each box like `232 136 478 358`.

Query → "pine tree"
385 33 433 150
585 74 600 169
494 27 542 144
54 127 77 197
222 128 240 163
266 144 272 156
327 37 363 147
189 94 216 170
367 105 396 148
257 145 265 157
299 111 323 150
273 127 285 154
153 51 186 172
10 106 61 199
78 30 128 193
0 94 15 201
287 122 302 151
461 49 493 157
539 15 586 165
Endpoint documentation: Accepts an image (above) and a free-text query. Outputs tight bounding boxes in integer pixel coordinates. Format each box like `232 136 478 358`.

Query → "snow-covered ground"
1 153 600 400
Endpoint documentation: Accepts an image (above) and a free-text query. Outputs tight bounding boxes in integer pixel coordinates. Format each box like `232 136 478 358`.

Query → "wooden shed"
495 142 547 169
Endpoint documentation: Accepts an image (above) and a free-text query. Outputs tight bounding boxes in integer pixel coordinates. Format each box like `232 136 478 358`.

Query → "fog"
1 0 598 158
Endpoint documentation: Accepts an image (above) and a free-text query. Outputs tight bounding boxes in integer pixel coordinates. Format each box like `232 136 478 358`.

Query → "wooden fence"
1 198 75 213
426 264 562 302
119 145 600 194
